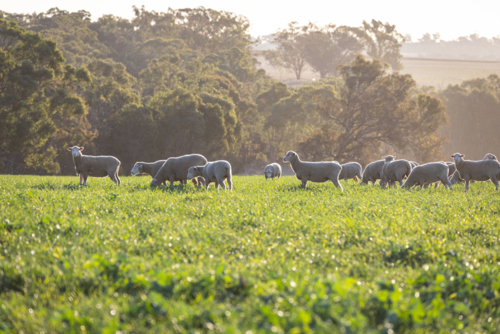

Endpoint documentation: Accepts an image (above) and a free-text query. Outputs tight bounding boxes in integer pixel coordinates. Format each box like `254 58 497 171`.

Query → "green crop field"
1 175 500 333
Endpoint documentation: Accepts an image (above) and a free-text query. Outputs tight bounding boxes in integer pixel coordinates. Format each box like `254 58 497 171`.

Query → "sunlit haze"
3 0 500 40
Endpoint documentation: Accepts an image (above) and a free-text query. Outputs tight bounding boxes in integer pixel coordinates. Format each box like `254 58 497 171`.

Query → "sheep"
283 151 343 190
410 161 419 168
403 162 452 189
451 153 500 192
150 154 208 188
131 160 167 185
191 176 205 188
446 162 456 176
187 160 233 191
361 160 385 186
67 146 121 185
449 154 498 186
264 163 282 180
380 155 412 188
482 153 498 161
338 162 362 183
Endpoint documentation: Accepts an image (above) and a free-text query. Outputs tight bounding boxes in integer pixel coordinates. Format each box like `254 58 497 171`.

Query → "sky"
2 0 500 41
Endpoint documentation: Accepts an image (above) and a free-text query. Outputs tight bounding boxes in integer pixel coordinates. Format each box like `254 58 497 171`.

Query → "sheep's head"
67 146 84 157
451 153 464 163
192 176 205 188
283 151 297 163
150 178 161 188
383 155 395 162
482 153 497 161
187 166 203 179
131 163 143 175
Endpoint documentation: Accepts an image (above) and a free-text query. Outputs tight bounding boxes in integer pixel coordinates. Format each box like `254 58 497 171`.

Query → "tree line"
0 8 494 175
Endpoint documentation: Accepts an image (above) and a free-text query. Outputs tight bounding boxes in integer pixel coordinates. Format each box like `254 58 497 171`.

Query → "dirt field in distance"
254 53 500 89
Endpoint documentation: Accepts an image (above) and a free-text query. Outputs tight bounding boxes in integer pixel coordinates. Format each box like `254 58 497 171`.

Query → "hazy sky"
2 0 499 41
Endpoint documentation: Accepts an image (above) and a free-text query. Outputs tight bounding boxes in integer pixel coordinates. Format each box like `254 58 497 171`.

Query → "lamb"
131 160 167 185
361 160 385 186
150 154 208 188
283 151 343 190
338 162 362 183
67 146 121 185
187 160 233 191
451 153 500 192
403 162 452 189
380 155 412 188
264 163 282 180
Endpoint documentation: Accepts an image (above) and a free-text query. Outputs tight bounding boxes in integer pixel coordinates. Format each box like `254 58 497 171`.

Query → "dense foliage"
1 175 500 333
0 7 481 175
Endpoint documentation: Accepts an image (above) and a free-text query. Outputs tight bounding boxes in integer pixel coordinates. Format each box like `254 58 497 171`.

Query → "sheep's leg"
108 173 117 184
79 174 83 185
218 179 226 191
82 174 89 186
227 174 233 190
301 180 308 188
491 177 499 190
169 178 175 189
464 179 470 193
215 182 219 190
205 181 211 190
331 178 343 191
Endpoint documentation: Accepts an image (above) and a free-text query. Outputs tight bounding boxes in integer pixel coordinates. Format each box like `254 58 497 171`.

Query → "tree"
353 20 404 71
0 15 93 173
438 74 500 159
298 55 447 163
264 22 308 80
299 23 363 78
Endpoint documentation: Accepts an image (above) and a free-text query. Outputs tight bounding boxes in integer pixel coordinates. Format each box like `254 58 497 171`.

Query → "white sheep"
150 154 208 188
451 153 500 192
361 160 385 186
338 162 362 183
283 151 343 190
187 160 233 191
131 160 167 185
403 162 452 189
67 146 121 185
380 155 412 188
264 163 282 180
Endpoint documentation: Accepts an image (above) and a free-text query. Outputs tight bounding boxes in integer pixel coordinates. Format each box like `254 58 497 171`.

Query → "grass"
1 174 500 333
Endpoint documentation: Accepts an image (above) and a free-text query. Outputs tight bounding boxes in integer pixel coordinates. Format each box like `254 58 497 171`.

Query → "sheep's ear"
450 155 454 158
460 154 464 157
67 147 72 151
79 147 84 151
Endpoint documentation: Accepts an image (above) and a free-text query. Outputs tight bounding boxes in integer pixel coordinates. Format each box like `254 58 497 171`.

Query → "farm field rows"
1 175 500 333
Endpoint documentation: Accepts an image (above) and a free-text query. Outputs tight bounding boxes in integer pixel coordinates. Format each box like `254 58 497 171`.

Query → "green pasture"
1 175 499 333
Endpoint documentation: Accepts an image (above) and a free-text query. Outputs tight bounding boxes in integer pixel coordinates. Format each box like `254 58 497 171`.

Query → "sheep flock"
67 146 500 193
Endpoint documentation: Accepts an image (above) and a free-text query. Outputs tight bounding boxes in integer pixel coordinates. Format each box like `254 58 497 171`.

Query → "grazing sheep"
264 163 282 180
283 151 343 190
451 153 500 192
338 162 362 183
361 160 385 186
191 176 205 188
67 146 121 185
150 154 208 188
131 160 167 185
187 161 233 191
403 162 452 189
380 155 412 188
483 153 498 161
